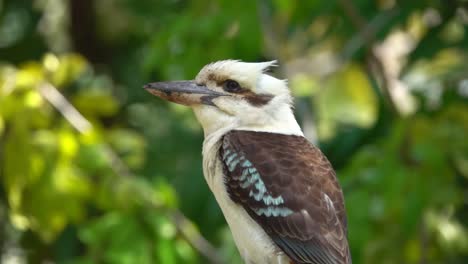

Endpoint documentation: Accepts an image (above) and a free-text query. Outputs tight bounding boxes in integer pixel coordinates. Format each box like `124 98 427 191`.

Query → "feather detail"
220 130 351 264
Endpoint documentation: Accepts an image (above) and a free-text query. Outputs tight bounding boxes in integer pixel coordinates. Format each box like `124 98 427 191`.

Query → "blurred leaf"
44 53 88 88
290 73 321 97
15 62 44 90
4 114 32 228
316 64 378 140
107 129 146 169
73 93 119 117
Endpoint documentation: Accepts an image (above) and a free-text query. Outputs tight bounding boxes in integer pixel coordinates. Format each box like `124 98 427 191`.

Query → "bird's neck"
192 104 303 139
235 104 303 136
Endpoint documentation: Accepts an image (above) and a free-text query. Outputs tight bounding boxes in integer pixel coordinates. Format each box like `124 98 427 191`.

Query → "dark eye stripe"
221 79 274 106
245 94 274 106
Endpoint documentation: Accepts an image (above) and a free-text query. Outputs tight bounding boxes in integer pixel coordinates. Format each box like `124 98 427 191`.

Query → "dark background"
0 0 468 263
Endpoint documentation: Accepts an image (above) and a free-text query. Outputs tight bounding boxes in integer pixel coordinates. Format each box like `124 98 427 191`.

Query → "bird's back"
220 130 351 264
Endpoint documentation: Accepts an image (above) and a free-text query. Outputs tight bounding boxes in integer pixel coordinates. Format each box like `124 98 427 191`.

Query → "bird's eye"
223 80 242 93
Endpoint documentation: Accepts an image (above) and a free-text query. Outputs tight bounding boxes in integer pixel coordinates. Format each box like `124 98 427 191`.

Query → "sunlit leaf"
49 53 88 88
23 89 43 108
316 64 378 140
15 62 44 90
290 73 320 97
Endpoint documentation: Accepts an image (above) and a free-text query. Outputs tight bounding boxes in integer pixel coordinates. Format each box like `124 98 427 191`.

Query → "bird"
144 60 351 264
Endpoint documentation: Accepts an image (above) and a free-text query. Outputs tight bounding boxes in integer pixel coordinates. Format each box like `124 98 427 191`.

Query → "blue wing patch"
221 143 293 217
219 130 351 264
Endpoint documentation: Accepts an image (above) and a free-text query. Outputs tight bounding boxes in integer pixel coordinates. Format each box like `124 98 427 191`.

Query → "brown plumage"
220 130 351 264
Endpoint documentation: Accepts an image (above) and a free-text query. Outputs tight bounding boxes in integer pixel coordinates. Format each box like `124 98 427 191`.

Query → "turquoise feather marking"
226 153 238 165
240 170 259 188
254 207 293 217
224 150 288 213
240 178 252 188
228 156 242 172
242 159 252 168
239 169 249 181
222 149 231 160
263 195 284 206
255 181 266 194
249 172 259 183
249 190 262 201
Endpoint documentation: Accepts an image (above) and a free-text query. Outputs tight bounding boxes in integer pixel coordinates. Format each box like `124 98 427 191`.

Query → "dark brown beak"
144 81 225 106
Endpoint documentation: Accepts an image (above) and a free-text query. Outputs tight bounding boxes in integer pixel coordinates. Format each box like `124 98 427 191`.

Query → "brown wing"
221 130 351 264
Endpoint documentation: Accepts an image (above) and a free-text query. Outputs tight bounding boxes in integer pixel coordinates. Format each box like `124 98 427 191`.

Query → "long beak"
144 81 226 106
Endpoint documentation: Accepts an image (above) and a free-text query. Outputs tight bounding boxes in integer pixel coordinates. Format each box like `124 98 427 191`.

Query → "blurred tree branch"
69 0 107 63
404 0 459 70
38 82 224 264
338 0 400 115
38 83 92 133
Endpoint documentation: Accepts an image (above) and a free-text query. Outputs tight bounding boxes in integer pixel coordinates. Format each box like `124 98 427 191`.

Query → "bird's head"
144 60 302 136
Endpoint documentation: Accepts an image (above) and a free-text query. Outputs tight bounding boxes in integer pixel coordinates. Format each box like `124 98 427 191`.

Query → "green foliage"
76 211 196 264
315 64 378 140
1 0 468 263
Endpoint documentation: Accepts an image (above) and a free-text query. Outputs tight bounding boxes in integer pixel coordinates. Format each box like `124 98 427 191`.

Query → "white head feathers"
197 60 276 85
192 59 302 137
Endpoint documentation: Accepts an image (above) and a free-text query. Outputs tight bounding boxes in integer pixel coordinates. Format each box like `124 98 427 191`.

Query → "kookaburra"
144 60 351 264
